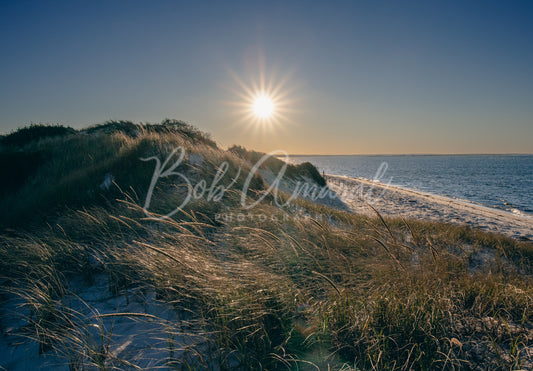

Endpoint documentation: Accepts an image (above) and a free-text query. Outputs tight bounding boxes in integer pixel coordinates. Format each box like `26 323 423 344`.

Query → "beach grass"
0 121 532 369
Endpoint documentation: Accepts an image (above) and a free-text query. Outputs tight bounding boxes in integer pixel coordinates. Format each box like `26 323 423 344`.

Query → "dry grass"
1 122 532 369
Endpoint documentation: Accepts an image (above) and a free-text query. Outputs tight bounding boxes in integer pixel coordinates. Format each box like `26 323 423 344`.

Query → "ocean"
286 155 533 216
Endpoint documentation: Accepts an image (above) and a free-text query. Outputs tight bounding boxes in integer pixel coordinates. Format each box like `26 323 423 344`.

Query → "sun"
226 63 297 131
252 94 275 119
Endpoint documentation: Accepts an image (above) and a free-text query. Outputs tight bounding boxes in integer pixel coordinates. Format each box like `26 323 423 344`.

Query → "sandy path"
326 174 533 241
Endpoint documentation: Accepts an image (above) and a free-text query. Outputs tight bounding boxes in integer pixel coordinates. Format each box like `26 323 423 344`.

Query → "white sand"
0 273 204 370
326 174 533 241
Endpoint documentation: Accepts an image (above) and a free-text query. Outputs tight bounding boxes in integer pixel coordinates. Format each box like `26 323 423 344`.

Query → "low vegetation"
0 121 531 369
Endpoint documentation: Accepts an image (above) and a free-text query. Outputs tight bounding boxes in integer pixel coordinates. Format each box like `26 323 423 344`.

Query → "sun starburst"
226 64 297 134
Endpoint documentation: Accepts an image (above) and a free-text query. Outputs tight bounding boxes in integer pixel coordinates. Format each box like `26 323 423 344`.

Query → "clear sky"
1 0 532 154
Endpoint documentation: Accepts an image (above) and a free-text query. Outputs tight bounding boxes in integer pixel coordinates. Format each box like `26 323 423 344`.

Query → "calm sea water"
287 155 533 216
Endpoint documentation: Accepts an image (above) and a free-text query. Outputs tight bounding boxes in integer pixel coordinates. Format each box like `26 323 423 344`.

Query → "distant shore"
327 174 533 241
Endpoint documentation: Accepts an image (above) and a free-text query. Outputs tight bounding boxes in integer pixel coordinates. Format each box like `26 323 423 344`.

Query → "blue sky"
1 0 532 154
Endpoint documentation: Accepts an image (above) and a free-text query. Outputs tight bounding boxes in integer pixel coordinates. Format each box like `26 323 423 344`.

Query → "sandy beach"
327 174 533 241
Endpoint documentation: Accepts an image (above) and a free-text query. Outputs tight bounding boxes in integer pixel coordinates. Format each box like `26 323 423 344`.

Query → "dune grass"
0 121 532 369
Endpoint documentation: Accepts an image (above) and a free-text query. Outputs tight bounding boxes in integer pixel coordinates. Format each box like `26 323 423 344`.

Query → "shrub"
228 145 326 186
0 151 44 195
0 124 76 148
84 120 140 137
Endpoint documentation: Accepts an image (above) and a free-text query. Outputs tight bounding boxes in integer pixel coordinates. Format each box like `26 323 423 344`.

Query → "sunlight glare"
252 94 274 119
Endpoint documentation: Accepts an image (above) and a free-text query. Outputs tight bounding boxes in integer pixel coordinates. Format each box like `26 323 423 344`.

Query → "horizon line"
282 153 533 156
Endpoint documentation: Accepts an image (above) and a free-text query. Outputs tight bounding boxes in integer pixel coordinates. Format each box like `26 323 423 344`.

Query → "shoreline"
326 174 533 241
